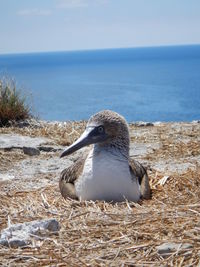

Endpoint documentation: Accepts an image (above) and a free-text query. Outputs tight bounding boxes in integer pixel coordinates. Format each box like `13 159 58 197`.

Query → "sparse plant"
0 78 31 126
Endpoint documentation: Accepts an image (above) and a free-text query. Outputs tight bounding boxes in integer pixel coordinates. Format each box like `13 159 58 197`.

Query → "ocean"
0 45 200 122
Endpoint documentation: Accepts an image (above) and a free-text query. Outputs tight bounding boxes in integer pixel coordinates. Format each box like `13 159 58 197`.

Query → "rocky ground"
0 119 200 266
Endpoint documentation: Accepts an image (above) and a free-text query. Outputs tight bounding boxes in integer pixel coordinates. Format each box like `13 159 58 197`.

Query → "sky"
0 0 200 54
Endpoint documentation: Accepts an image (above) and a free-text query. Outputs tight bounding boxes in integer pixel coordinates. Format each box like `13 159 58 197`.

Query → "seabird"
59 110 151 202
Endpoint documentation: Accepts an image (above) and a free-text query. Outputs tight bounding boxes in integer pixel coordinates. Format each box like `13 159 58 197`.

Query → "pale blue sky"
0 0 200 54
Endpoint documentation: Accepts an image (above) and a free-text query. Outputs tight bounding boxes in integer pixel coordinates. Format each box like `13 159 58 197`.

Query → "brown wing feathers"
129 159 151 200
59 156 86 200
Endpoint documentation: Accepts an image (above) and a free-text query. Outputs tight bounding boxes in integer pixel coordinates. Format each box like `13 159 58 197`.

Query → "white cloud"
57 0 88 9
56 0 108 9
17 8 52 16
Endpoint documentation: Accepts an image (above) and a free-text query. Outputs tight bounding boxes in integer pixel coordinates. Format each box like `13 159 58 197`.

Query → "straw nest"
0 121 200 266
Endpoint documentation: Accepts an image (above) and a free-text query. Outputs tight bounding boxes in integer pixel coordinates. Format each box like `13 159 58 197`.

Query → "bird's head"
60 110 129 158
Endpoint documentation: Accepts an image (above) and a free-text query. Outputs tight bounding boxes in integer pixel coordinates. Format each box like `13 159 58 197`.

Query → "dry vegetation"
0 121 200 266
0 78 31 127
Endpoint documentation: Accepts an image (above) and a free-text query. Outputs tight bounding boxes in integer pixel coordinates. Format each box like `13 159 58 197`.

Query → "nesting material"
158 175 170 185
0 121 200 266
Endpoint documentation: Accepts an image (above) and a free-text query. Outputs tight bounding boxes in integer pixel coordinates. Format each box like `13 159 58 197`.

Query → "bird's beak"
60 126 107 158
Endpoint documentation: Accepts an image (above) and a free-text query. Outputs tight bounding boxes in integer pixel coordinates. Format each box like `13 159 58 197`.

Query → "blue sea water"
0 45 200 122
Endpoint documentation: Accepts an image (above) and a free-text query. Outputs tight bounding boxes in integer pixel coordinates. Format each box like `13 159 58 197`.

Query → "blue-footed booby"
60 110 151 202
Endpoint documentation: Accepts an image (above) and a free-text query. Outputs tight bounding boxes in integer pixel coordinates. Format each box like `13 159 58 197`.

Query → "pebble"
23 146 40 156
156 242 193 257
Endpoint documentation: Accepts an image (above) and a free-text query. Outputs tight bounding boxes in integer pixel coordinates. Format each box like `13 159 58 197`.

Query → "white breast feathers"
75 148 141 202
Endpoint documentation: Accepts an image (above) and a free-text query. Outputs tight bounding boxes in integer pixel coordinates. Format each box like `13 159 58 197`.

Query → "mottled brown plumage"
59 156 86 200
129 159 151 199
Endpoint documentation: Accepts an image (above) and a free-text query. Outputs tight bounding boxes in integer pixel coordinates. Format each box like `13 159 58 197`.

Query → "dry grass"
0 120 86 146
0 122 200 266
0 171 200 266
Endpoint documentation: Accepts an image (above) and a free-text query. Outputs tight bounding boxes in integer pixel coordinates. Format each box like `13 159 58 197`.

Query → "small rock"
134 122 154 127
13 120 32 128
38 146 62 152
23 147 40 156
192 120 200 124
0 218 60 248
156 242 193 257
9 118 43 128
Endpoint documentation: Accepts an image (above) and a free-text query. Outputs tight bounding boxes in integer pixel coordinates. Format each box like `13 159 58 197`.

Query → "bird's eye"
98 126 104 133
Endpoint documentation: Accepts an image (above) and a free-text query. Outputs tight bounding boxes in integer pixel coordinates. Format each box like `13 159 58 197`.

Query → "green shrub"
0 78 31 126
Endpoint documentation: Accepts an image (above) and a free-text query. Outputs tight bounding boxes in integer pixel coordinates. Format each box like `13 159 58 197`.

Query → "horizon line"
0 43 200 57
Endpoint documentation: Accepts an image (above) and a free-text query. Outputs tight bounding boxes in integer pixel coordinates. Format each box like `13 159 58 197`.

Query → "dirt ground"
0 121 200 266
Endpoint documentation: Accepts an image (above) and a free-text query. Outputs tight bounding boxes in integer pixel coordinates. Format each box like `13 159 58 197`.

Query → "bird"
59 110 151 202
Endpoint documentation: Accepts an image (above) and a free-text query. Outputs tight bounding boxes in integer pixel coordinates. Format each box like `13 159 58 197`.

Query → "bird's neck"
93 142 129 161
